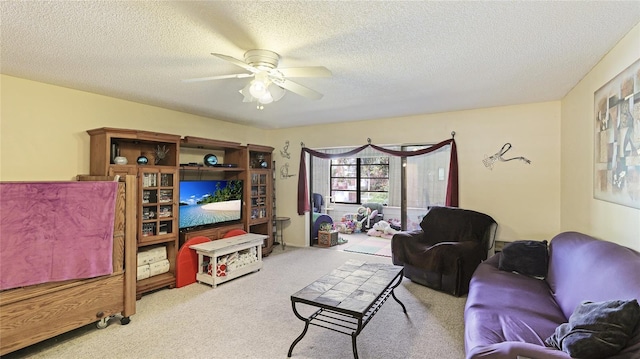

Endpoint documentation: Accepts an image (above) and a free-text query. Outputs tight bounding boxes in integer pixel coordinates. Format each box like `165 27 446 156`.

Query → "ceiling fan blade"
275 78 324 100
212 53 258 73
182 73 253 83
278 66 332 78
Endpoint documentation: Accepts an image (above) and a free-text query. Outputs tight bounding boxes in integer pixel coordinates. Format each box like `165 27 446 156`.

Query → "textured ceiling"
1 1 639 129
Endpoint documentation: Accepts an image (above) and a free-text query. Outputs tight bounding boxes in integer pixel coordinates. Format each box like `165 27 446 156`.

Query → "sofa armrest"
422 241 483 274
412 241 486 295
391 230 425 266
392 238 480 272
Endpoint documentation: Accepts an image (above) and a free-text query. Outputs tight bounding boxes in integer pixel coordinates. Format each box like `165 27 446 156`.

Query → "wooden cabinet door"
138 167 178 245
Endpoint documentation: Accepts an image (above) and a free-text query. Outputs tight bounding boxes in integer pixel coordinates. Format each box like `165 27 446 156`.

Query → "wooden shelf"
177 138 275 257
136 272 175 297
88 127 180 298
181 136 243 150
249 217 271 226
138 233 177 246
179 165 246 172
246 146 274 256
87 130 280 297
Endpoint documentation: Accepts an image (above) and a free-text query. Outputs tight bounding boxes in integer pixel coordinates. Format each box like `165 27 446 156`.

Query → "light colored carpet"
5 245 467 359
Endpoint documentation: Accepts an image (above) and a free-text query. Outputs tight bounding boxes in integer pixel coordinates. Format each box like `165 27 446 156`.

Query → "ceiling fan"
184 49 332 108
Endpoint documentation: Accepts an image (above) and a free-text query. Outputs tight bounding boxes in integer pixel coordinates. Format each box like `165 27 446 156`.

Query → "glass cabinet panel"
139 168 177 242
250 171 270 221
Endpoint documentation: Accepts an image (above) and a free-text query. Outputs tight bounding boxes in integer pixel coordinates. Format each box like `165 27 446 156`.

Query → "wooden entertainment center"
87 128 274 298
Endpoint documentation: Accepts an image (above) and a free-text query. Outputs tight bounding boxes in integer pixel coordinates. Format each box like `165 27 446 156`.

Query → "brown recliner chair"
391 206 497 296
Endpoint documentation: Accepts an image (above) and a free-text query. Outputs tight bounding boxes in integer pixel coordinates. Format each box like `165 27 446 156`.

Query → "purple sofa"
464 231 640 359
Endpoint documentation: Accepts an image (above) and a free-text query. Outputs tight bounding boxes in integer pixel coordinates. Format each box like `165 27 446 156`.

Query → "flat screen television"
179 179 243 230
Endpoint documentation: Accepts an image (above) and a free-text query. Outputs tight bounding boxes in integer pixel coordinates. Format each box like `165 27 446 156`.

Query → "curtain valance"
297 138 458 214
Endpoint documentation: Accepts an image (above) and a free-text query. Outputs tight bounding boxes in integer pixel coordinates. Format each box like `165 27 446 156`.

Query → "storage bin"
318 230 338 247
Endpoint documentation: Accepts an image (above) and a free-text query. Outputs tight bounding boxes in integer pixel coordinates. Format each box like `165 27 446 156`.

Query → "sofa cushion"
498 240 548 278
546 232 640 321
545 299 640 359
465 255 566 352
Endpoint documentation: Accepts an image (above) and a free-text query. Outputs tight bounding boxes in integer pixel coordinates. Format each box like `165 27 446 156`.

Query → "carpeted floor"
4 244 466 359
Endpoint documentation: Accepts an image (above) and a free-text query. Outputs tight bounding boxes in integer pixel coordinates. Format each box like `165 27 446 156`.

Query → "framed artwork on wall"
593 58 640 209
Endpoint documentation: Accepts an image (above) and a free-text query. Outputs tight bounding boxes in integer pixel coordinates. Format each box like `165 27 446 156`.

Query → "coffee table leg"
288 321 309 357
351 333 359 359
350 317 364 359
391 270 407 313
288 301 310 357
391 290 407 313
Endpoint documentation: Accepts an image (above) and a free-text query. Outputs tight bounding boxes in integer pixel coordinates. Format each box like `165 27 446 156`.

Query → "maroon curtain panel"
297 139 458 215
297 149 310 214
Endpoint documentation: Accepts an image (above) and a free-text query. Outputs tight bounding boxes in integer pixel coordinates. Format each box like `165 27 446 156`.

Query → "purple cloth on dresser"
0 181 118 290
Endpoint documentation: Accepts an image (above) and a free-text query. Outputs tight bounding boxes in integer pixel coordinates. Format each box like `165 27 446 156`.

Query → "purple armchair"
391 206 497 296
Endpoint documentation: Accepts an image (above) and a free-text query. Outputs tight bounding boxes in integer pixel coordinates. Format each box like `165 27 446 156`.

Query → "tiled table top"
291 259 403 316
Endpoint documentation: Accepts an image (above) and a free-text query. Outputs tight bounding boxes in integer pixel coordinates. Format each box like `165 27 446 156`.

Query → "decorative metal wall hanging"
280 162 295 179
280 140 291 159
483 143 531 170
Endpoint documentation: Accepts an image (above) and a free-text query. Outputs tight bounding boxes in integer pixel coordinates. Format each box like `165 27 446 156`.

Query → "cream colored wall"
561 23 640 251
13 38 637 251
0 75 266 181
268 101 561 247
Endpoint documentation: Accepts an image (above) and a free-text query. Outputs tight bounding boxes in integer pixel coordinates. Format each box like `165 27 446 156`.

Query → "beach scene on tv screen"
179 180 242 229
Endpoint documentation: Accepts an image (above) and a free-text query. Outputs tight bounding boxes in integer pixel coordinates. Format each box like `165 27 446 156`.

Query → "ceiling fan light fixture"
249 79 268 98
268 83 286 101
241 72 285 108
195 49 330 110
249 71 272 98
258 92 274 105
239 83 255 102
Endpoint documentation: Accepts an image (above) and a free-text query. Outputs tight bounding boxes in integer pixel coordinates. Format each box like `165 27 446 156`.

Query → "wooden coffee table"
287 259 406 359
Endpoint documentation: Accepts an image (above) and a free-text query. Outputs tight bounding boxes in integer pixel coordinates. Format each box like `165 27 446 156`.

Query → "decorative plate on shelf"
204 154 218 167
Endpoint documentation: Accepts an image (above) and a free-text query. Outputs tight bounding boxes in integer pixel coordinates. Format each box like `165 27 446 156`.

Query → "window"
309 142 453 232
330 157 389 204
402 145 450 209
